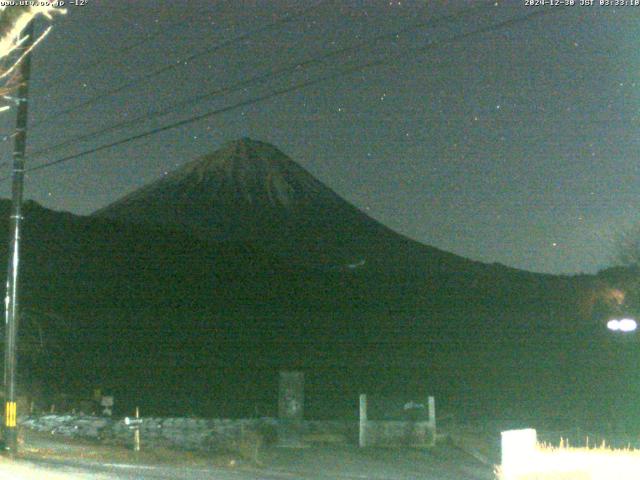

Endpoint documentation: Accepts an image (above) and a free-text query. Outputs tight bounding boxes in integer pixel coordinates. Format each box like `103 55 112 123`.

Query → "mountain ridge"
0 139 631 422
93 138 507 274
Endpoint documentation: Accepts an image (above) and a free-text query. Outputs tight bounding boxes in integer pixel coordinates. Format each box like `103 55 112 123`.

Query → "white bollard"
427 396 436 446
359 394 367 448
428 397 435 428
501 428 537 478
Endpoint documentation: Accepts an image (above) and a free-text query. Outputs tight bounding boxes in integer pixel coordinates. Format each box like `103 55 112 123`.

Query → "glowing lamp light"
619 318 637 332
607 318 638 332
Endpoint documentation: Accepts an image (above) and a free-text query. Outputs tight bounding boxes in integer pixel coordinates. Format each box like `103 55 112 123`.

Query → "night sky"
0 0 637 275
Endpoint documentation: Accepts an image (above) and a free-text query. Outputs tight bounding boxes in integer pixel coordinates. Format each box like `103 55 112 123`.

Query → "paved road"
0 460 493 480
0 450 495 480
0 458 296 479
0 457 303 479
5 430 495 479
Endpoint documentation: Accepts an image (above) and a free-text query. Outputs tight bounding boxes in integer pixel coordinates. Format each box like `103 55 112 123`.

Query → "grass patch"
496 439 640 480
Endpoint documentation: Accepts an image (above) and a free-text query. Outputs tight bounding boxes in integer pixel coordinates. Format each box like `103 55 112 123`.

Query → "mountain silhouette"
94 138 469 272
0 140 632 424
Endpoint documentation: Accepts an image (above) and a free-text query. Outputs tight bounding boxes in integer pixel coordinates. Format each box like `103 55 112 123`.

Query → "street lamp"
607 318 638 333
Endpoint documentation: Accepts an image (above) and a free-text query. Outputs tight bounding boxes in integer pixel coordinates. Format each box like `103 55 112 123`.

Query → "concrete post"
428 396 436 445
359 394 367 448
277 371 304 447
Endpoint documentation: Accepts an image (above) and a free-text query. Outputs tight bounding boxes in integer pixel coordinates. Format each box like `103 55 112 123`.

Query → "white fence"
358 394 436 447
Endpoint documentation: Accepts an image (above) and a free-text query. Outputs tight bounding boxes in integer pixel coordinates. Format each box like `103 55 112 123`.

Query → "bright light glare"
607 318 637 332
499 428 640 480
619 318 637 332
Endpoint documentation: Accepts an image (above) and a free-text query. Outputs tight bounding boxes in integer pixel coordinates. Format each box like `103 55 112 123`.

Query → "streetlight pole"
3 19 35 455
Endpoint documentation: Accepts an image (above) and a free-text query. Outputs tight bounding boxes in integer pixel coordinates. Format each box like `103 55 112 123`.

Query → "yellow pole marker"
134 406 140 452
5 401 16 427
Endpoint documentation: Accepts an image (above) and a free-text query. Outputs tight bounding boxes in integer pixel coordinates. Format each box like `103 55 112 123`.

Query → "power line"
2 7 566 182
38 6 207 91
17 7 564 178
30 0 330 129
25 1 493 161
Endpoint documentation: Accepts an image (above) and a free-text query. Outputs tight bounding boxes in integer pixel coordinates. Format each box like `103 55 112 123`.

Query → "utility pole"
3 19 35 455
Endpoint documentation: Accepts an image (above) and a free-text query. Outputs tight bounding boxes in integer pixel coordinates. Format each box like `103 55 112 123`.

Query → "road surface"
0 429 495 479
